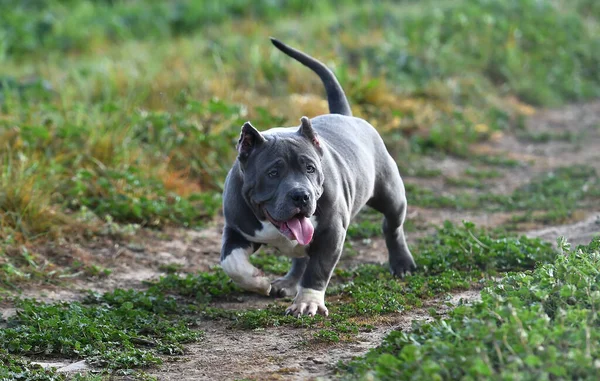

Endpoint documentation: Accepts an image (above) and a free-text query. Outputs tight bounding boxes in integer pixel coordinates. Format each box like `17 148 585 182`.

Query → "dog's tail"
270 37 352 117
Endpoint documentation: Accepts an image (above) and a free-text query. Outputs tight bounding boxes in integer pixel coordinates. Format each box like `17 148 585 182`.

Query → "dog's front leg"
220 226 271 295
286 223 346 317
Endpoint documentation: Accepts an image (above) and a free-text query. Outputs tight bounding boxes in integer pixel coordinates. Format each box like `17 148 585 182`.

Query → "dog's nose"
290 189 310 207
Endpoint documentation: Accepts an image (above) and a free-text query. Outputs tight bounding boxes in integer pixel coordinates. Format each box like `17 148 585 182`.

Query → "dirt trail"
4 101 600 380
149 289 482 381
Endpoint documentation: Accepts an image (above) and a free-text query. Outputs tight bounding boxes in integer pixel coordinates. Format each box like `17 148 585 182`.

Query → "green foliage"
68 166 221 227
0 295 200 370
0 220 558 377
0 0 354 59
464 167 502 179
249 252 291 276
504 165 600 211
406 165 600 215
405 183 479 210
350 0 600 105
341 237 600 380
0 0 598 248
147 269 241 303
0 349 65 381
347 209 383 239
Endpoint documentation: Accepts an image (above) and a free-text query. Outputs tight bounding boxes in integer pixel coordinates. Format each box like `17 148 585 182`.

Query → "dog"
220 38 416 317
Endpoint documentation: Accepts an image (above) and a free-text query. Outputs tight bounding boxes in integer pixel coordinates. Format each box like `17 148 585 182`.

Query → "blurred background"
0 0 599 242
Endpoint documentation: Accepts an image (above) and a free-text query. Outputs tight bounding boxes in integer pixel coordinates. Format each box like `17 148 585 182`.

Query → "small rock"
56 360 89 373
31 361 68 370
157 251 187 265
126 243 145 252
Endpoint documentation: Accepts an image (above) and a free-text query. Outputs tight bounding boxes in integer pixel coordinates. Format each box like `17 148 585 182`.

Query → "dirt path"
148 289 482 381
5 101 600 380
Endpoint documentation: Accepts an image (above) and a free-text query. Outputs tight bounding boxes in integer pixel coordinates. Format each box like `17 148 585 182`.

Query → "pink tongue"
285 217 314 246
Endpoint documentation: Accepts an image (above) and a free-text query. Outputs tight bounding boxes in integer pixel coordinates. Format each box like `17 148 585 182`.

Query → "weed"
313 329 341 343
504 165 600 211
464 167 502 179
473 154 521 167
516 129 580 143
347 209 383 239
340 237 600 380
405 183 478 210
406 165 600 217
249 252 291 276
0 294 201 369
0 349 65 380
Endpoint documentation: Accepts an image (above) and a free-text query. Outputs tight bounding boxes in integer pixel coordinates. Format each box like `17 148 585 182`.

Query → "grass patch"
1 0 599 251
340 237 600 380
347 208 417 240
507 209 582 227
249 251 292 276
464 167 502 179
405 183 479 210
516 129 581 143
0 270 248 374
502 165 600 211
0 221 557 377
472 154 521 168
0 1 343 58
407 165 600 216
0 293 201 370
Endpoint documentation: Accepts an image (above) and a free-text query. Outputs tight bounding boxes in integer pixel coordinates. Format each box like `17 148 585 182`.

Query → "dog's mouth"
263 208 314 246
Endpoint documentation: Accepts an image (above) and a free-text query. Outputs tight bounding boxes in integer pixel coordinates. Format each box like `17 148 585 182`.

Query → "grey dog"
220 38 416 317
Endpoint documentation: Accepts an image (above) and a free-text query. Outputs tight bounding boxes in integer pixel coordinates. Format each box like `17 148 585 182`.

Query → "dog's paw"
285 288 328 317
221 249 272 295
270 277 299 298
390 255 417 278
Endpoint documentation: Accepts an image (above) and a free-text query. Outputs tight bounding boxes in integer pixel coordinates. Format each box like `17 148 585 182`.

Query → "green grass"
0 294 201 370
0 270 243 376
1 0 599 378
407 165 600 215
1 350 66 381
0 0 598 250
340 236 600 380
0 222 557 378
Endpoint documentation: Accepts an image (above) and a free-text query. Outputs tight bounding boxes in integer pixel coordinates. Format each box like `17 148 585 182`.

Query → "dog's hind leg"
270 257 308 298
367 163 416 277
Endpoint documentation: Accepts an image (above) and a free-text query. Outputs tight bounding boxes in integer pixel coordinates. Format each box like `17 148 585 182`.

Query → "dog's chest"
241 219 317 258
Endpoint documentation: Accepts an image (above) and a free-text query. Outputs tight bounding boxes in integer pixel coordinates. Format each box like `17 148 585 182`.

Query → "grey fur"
270 37 352 117
220 39 416 314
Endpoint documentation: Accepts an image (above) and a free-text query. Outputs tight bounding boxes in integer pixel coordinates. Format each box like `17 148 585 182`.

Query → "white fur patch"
241 216 318 258
221 248 271 295
294 287 325 305
286 286 328 317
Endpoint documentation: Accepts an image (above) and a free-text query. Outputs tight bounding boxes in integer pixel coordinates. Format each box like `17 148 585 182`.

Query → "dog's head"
236 117 324 245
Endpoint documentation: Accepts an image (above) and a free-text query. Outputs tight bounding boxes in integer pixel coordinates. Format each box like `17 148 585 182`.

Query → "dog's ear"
298 116 322 153
237 121 266 161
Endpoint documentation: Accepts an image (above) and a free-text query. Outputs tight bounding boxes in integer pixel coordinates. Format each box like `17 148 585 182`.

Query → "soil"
3 101 600 380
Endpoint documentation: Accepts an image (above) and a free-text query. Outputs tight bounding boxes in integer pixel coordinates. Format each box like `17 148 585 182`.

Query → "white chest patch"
241 217 318 258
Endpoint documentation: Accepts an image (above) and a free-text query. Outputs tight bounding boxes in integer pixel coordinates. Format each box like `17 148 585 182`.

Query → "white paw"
285 288 328 317
221 248 271 295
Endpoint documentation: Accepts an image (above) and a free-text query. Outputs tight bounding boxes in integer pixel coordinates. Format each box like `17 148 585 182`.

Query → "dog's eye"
268 169 279 178
306 164 315 174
